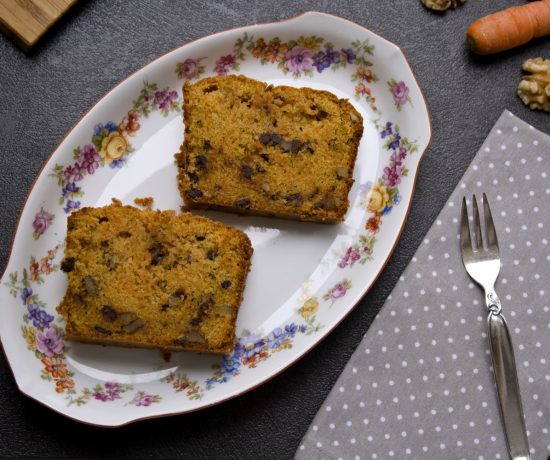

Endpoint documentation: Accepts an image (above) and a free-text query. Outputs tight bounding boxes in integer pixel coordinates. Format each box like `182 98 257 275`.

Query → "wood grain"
0 0 76 51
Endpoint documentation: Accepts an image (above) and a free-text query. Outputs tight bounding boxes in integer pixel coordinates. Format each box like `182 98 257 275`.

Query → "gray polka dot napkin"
296 110 550 460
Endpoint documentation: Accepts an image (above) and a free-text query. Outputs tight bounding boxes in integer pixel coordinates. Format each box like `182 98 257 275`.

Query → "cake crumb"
134 196 154 209
111 197 122 206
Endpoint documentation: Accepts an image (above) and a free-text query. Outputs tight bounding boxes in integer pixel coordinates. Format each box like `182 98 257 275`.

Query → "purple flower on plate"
338 250 350 269
35 327 64 357
132 392 155 407
21 287 33 304
94 382 121 401
390 147 407 166
28 303 54 329
284 46 313 74
63 199 81 214
382 165 403 187
63 163 83 182
79 144 100 174
109 157 127 169
338 247 357 268
392 80 410 107
177 58 201 79
104 381 119 391
93 392 110 402
62 182 79 198
284 323 304 338
388 132 401 150
215 54 236 75
349 248 361 263
267 328 287 349
312 48 339 73
154 89 178 112
32 209 53 237
234 333 265 360
341 48 356 64
380 122 393 138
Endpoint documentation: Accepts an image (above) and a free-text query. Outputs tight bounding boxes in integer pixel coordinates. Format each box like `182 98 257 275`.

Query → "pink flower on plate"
331 283 348 299
215 54 236 75
79 144 100 174
131 391 156 406
382 164 403 187
284 46 313 74
63 163 83 182
32 209 53 238
391 80 410 107
35 327 64 357
324 279 352 304
177 58 201 79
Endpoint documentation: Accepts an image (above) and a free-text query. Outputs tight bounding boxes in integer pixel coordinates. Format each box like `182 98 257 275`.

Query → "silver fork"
460 193 530 460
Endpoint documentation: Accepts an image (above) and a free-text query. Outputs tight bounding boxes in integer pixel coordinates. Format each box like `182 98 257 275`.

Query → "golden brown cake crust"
56 203 252 355
175 75 364 223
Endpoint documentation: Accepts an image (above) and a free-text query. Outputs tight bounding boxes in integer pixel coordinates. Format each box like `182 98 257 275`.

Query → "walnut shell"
421 0 465 11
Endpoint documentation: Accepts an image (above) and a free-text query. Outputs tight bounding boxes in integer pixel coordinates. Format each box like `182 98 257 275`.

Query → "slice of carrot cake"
57 202 252 354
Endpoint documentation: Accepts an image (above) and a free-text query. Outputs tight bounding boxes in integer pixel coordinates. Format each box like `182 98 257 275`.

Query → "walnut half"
518 58 550 112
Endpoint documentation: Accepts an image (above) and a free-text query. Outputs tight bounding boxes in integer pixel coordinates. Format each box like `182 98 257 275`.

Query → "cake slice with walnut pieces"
56 202 252 354
176 75 364 223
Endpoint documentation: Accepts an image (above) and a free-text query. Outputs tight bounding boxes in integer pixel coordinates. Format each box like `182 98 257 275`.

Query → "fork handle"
488 311 530 460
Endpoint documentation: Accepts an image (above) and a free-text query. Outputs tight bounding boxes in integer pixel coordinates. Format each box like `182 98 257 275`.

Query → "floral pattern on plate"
205 296 325 389
50 81 181 214
360 121 419 236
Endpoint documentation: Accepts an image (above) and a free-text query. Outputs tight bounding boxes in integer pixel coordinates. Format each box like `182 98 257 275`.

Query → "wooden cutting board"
0 0 76 51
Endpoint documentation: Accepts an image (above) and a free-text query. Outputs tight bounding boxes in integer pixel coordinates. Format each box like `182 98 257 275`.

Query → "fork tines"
460 193 499 254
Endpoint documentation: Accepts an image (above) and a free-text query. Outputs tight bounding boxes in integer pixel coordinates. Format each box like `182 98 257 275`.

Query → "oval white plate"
0 12 430 426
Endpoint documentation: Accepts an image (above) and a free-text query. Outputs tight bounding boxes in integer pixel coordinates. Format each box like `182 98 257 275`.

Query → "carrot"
467 0 550 55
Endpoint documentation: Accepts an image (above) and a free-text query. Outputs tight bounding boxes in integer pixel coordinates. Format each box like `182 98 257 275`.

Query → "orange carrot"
467 0 550 55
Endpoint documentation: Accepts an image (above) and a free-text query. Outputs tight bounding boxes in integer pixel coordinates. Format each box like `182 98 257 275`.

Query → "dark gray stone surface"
0 1 548 458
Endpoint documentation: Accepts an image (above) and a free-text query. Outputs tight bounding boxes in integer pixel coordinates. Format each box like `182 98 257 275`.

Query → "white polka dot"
501 144 506 150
